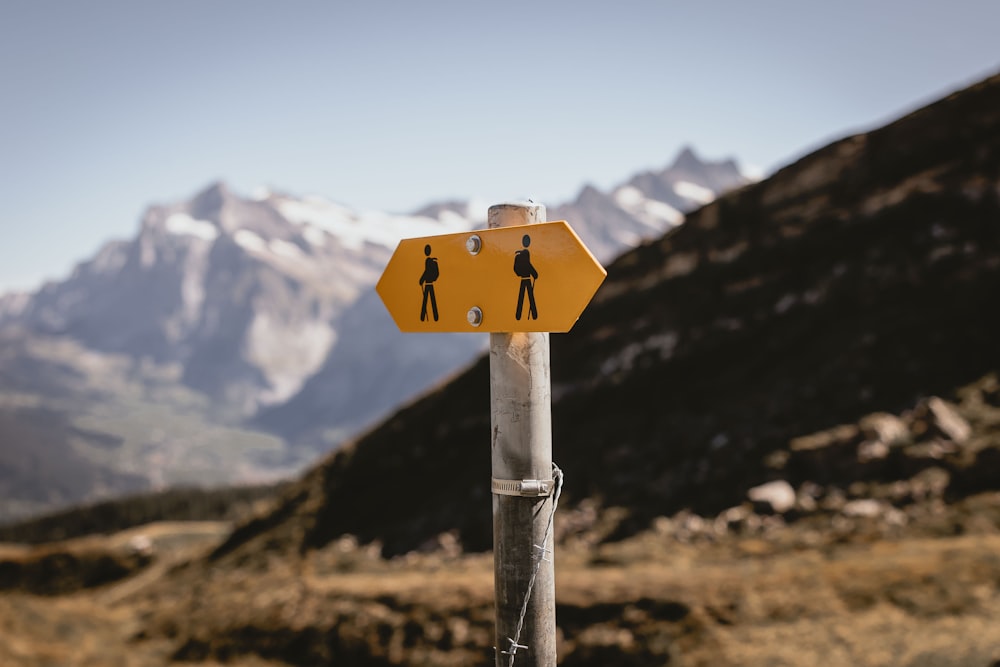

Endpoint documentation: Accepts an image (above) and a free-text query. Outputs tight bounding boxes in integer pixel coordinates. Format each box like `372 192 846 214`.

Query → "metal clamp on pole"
491 478 555 497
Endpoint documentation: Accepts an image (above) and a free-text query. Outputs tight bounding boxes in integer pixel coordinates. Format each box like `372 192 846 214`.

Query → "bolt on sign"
376 221 606 333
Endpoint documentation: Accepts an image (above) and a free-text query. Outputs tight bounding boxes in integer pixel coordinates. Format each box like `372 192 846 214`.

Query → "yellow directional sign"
376 221 606 333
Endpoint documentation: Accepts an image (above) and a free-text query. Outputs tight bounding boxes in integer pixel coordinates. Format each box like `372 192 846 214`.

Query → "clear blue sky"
2 1 998 292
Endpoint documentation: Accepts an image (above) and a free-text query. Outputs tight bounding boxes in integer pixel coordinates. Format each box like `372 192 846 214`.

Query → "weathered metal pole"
489 201 556 666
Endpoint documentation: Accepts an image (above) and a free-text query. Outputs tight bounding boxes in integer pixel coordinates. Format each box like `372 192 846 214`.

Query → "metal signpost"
377 201 606 666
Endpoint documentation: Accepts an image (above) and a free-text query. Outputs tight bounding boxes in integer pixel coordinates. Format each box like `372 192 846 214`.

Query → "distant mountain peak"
189 181 233 218
575 183 606 204
670 145 703 170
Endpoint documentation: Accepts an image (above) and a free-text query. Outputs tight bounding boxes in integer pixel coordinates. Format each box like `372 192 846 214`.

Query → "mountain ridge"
0 147 751 521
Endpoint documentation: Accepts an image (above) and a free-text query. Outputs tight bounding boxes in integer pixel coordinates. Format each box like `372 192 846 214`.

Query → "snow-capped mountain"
0 146 751 518
254 147 750 445
2 182 471 414
550 147 747 261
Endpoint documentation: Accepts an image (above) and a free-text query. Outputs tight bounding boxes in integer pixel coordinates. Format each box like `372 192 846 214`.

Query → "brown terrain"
2 72 1000 665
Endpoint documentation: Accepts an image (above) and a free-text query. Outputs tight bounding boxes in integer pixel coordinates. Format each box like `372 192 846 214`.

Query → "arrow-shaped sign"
376 221 606 333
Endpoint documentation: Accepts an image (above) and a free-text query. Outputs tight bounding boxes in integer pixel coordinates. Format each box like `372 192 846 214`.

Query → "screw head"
467 306 483 327
466 234 482 255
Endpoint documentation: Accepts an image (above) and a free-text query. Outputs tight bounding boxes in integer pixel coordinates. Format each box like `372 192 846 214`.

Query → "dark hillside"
214 72 1000 559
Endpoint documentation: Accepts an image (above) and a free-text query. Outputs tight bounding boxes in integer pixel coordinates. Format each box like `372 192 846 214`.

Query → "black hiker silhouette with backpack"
514 234 538 320
419 243 439 322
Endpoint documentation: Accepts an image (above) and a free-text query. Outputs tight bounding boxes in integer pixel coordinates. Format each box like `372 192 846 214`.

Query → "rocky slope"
210 71 1000 559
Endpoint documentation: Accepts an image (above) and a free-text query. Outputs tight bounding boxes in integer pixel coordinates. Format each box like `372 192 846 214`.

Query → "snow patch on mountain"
301 225 327 248
165 213 219 242
644 200 685 226
245 312 337 405
269 238 303 260
234 229 268 253
613 185 645 208
275 195 473 251
674 180 715 204
613 186 685 229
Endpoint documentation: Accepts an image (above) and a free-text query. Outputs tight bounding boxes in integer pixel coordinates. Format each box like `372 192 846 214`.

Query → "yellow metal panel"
376 221 606 333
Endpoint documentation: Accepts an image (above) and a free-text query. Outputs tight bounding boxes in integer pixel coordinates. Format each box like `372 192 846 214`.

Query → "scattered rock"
127 534 154 557
789 425 860 452
843 499 882 518
856 412 910 463
714 505 751 533
925 397 972 443
857 439 889 463
747 480 796 514
859 413 910 447
796 482 822 513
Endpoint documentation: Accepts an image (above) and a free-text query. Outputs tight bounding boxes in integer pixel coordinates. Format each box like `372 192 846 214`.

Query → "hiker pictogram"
376 220 604 333
419 244 439 322
514 234 538 320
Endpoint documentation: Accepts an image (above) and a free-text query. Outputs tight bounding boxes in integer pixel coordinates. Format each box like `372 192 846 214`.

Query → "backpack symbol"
424 258 439 282
513 250 533 278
